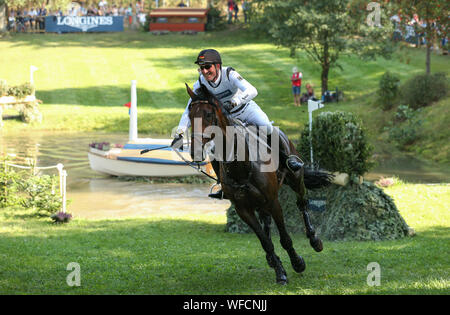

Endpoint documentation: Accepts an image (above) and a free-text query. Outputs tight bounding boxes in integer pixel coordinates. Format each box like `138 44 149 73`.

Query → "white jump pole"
56 163 67 213
129 80 138 142
62 170 67 213
30 65 38 87
308 99 324 165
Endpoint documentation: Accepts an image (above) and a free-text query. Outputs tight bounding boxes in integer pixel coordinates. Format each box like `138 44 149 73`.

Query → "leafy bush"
4 82 35 99
0 159 63 218
385 105 422 148
206 5 226 31
378 71 400 110
19 174 62 216
387 119 422 147
394 104 416 122
297 111 373 177
19 83 34 96
0 165 23 207
401 72 448 109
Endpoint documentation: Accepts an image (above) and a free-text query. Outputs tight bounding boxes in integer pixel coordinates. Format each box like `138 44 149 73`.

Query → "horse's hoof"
276 275 288 285
310 237 323 252
292 255 306 273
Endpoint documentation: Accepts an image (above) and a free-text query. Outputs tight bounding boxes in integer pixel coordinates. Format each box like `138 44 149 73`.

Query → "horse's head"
186 83 226 162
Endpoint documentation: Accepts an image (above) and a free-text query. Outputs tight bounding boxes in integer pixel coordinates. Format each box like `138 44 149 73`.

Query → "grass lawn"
0 182 448 295
0 31 449 164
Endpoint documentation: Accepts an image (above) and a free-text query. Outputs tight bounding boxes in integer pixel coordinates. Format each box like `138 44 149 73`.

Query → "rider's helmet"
194 49 222 65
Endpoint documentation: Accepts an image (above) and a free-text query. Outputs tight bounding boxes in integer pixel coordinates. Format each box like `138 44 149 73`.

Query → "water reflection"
1 131 448 219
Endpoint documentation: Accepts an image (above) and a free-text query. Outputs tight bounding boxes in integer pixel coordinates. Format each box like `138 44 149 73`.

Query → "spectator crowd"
7 1 146 32
391 12 448 54
227 1 249 24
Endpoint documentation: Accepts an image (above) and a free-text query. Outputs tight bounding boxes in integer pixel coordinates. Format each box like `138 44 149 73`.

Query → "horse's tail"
303 166 334 190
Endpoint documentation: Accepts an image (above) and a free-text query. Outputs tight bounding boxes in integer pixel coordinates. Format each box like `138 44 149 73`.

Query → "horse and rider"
171 49 305 199
169 49 332 284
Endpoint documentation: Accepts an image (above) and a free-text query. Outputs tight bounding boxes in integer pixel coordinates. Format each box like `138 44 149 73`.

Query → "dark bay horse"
185 84 332 284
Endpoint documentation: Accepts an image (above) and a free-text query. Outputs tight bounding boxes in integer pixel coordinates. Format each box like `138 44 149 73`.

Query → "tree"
393 0 449 74
253 0 395 94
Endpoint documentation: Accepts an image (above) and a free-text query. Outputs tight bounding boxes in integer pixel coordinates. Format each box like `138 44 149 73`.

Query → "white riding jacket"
176 66 272 135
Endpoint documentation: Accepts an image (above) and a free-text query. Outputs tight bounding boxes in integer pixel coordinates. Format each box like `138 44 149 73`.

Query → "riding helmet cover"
195 49 222 65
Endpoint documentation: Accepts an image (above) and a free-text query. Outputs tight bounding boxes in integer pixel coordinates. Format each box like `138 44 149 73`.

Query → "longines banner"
45 16 124 33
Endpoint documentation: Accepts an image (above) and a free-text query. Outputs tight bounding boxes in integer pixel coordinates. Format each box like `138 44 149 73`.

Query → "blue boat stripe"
117 156 206 166
123 144 176 151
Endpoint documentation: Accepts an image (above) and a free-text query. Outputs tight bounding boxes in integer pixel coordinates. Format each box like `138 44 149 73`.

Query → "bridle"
189 99 219 140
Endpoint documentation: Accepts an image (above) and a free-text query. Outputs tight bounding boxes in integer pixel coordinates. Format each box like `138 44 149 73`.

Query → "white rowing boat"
88 138 213 177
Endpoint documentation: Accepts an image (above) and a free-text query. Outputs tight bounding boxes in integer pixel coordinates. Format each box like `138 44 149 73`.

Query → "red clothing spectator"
291 71 302 87
227 0 234 24
291 67 302 106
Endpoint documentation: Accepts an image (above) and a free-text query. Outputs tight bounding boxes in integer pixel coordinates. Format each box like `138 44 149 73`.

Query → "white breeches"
230 100 273 135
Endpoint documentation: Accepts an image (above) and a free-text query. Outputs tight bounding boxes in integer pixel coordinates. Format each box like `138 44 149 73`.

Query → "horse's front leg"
297 196 323 252
266 200 306 274
258 211 277 269
235 205 288 285
287 173 323 252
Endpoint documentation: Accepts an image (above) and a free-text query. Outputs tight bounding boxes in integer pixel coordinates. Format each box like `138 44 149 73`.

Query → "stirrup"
286 155 304 173
208 190 224 200
209 182 224 200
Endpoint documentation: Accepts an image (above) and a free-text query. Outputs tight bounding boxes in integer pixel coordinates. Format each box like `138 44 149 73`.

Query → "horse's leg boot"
286 155 304 173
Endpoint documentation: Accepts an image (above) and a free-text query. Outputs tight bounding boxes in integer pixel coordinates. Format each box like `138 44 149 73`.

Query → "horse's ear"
185 83 196 99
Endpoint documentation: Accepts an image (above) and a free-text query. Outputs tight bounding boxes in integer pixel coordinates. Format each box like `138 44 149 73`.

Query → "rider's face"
199 63 218 82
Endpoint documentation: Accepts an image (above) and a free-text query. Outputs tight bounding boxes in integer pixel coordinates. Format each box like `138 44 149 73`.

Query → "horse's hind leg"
236 206 288 285
267 200 306 273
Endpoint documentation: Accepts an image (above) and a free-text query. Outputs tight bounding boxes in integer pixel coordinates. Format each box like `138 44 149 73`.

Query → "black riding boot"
208 160 227 199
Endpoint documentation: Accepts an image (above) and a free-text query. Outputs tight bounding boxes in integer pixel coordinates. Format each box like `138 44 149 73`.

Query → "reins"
171 148 218 181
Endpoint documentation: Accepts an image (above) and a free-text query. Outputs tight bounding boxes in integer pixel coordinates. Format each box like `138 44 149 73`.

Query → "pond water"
1 131 448 219
0 131 230 219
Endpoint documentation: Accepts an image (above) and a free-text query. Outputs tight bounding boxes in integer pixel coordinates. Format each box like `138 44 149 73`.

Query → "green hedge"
313 182 410 241
378 71 400 110
297 111 373 177
401 72 448 109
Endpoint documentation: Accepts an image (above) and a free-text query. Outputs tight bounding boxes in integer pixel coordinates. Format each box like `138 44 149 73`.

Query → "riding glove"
171 133 183 148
